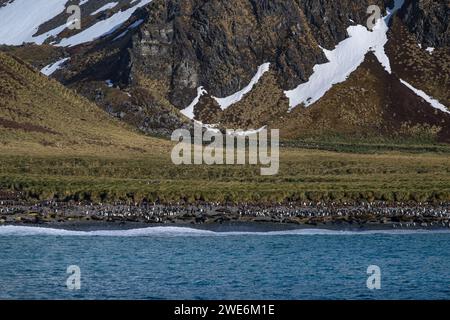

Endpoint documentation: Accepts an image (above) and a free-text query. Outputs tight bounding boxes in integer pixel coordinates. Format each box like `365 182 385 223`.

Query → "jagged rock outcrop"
7 0 447 141
399 0 449 48
131 0 325 107
130 0 386 107
386 15 450 107
52 0 388 107
45 0 388 135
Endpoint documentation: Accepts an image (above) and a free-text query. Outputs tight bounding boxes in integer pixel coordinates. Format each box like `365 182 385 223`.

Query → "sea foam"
0 225 448 237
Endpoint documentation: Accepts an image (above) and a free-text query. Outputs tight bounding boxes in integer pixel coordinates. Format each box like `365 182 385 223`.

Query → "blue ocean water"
0 226 449 300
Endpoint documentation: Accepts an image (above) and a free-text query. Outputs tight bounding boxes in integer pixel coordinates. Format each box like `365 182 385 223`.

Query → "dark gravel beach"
1 200 450 231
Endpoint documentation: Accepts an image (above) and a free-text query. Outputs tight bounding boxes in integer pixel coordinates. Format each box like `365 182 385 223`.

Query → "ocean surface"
0 225 449 300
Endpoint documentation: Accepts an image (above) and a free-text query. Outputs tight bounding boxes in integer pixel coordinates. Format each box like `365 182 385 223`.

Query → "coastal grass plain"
1 142 449 204
1 50 450 205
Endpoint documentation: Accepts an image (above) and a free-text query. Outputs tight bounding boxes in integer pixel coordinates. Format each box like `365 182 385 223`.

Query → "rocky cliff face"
44 0 387 135
130 0 386 107
399 0 449 48
11 0 447 141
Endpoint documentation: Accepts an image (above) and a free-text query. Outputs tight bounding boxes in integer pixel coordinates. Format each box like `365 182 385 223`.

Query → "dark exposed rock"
20 0 447 140
298 0 387 48
386 15 450 107
55 0 390 135
131 0 387 108
70 80 190 137
399 0 450 48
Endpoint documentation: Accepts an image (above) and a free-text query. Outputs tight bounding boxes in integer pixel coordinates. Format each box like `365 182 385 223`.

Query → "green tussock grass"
0 50 171 156
1 147 449 204
1 50 449 205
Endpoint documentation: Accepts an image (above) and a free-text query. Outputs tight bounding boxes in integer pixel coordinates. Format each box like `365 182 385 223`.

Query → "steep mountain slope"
52 0 386 102
277 52 450 142
194 51 450 143
0 0 448 143
189 0 450 142
399 0 449 48
46 0 393 136
0 51 168 154
386 15 450 107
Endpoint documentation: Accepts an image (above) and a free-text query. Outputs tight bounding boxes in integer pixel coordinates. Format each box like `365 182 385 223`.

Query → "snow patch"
40 57 70 76
57 0 152 47
425 47 435 55
181 87 207 120
400 79 449 114
90 2 119 16
113 19 144 41
229 127 267 136
213 63 271 110
0 0 69 45
128 18 145 29
193 122 266 137
285 0 404 110
0 0 152 47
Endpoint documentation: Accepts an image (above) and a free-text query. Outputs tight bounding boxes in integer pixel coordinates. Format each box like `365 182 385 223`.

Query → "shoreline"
3 221 450 233
1 200 450 231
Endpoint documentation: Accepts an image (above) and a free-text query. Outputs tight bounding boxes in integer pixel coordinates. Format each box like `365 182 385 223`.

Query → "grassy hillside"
0 44 66 71
0 51 170 156
0 51 449 204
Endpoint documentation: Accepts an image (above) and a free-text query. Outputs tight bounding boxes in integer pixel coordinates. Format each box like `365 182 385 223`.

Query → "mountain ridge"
0 0 448 143
0 50 169 155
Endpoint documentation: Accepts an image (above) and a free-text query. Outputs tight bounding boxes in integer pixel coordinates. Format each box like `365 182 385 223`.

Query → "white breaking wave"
0 225 448 237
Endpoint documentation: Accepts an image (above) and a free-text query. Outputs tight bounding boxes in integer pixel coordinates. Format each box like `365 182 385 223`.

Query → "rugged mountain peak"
1 0 447 142
129 0 387 107
0 0 153 47
131 0 324 107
